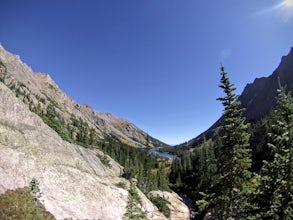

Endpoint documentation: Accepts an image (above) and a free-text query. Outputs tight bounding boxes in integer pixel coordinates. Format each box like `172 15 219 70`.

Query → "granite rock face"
0 81 125 219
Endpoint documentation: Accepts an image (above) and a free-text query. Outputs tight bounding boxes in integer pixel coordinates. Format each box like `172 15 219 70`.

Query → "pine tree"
30 177 41 204
258 83 293 219
29 177 43 220
212 65 252 218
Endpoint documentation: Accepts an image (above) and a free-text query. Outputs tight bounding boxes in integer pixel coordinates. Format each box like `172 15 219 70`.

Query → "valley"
1 44 293 219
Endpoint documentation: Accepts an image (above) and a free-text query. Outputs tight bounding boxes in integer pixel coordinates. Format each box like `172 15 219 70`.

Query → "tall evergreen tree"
258 83 293 219
211 65 252 218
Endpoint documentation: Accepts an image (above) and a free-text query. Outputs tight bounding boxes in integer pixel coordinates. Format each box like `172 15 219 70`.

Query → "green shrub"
149 195 171 218
115 181 127 188
97 153 111 168
124 184 146 219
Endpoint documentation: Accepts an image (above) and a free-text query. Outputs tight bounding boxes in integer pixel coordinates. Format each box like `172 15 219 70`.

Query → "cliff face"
0 44 168 148
238 47 293 122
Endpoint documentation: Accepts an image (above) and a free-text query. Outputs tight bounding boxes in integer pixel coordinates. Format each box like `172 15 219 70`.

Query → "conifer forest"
169 66 293 219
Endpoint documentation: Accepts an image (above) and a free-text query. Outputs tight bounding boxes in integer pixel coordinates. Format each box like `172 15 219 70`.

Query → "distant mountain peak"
177 47 293 148
232 47 293 122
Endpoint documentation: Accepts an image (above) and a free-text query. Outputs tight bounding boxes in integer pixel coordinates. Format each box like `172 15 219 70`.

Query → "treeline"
170 66 293 219
99 136 170 193
40 104 99 147
40 102 171 192
38 94 171 193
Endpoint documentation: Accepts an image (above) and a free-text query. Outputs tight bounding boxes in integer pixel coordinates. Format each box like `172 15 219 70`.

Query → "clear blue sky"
0 0 292 145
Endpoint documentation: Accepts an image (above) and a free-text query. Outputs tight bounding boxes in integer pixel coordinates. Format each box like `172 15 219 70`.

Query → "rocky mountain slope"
239 47 293 121
178 47 293 148
0 44 168 149
0 80 165 219
0 45 189 219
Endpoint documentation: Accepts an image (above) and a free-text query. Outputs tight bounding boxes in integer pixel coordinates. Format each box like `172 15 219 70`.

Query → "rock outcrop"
149 191 190 220
137 188 168 220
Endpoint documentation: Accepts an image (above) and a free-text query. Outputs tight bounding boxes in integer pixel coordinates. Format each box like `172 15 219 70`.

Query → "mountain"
237 47 293 122
0 45 189 219
0 76 174 219
0 79 129 219
177 47 293 149
0 44 168 149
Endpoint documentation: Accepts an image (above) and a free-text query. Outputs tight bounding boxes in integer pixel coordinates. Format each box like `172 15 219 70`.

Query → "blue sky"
0 0 292 145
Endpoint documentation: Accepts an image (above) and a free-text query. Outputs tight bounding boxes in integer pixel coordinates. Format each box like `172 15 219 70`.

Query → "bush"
97 153 111 168
149 195 171 218
115 181 127 188
124 184 146 219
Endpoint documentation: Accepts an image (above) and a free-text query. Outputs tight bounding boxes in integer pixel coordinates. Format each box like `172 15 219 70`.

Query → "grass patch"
0 187 54 220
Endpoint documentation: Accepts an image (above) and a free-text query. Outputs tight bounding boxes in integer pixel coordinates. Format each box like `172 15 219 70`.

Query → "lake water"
149 149 177 160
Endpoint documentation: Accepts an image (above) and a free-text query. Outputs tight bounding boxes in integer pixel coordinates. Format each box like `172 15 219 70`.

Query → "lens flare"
278 0 293 22
256 0 293 22
282 0 293 7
